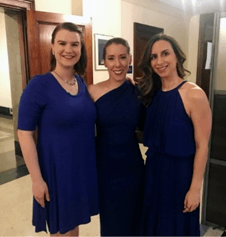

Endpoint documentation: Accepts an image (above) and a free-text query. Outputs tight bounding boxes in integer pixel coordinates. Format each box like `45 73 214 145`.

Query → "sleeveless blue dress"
95 80 145 236
141 81 200 236
18 72 99 234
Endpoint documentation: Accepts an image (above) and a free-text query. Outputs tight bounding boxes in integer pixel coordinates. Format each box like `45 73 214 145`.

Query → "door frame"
0 0 93 85
0 0 35 10
0 0 35 88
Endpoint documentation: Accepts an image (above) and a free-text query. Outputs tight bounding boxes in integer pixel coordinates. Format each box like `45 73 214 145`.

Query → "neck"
161 75 183 91
54 65 74 80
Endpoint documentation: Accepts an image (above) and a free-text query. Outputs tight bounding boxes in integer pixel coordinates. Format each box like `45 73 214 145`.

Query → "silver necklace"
54 71 77 86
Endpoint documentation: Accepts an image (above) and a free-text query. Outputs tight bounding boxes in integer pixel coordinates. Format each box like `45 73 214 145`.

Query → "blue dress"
141 81 200 236
18 72 99 234
95 80 145 236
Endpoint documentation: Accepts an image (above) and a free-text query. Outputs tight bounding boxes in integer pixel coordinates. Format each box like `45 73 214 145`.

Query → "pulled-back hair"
50 22 87 75
102 37 130 59
135 33 190 106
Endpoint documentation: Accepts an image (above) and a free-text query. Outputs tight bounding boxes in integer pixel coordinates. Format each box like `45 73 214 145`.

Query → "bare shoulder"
88 81 106 93
88 83 97 94
182 82 208 102
88 81 107 102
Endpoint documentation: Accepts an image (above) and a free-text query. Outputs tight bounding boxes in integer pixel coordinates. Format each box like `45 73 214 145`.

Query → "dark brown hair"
102 37 130 59
135 33 190 106
50 22 87 75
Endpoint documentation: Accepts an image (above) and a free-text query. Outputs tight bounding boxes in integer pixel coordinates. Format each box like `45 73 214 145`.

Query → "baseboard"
15 141 23 157
0 165 28 185
0 106 12 116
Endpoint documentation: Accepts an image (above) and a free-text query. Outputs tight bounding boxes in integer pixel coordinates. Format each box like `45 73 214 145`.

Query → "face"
52 29 81 69
150 40 178 79
104 43 131 82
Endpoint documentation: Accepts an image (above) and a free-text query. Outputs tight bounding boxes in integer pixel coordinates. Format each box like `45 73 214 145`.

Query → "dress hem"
33 211 99 234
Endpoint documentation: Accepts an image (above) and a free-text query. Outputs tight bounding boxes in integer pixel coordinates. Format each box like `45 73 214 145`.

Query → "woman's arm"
17 130 50 208
183 88 212 213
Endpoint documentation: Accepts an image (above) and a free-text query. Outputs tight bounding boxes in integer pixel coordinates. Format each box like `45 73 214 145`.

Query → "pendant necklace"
54 70 77 86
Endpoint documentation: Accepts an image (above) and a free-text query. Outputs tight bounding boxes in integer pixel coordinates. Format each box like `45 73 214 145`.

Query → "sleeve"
17 75 47 131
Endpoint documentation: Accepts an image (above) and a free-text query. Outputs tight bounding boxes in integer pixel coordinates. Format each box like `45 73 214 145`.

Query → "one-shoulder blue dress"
141 81 200 236
95 80 145 236
18 72 99 234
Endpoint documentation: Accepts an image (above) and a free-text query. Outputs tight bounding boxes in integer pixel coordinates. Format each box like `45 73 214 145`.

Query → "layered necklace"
54 70 77 86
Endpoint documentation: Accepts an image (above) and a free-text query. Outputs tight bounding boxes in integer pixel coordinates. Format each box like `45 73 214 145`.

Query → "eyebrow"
57 40 80 43
107 53 127 57
151 49 170 55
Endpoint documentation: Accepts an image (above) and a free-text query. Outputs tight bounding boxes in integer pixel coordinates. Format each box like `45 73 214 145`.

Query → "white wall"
35 0 72 14
121 0 190 80
0 11 12 108
72 0 83 16
89 0 121 84
187 15 200 83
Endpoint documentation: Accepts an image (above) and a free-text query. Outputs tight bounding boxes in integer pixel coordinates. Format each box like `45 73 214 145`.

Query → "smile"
113 70 124 75
62 55 75 59
156 65 168 71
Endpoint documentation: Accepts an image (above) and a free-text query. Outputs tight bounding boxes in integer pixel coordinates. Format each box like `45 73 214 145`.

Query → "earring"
52 51 55 55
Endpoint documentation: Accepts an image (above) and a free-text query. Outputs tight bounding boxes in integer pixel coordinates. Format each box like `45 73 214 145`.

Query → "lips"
156 65 168 72
113 70 124 75
62 55 75 59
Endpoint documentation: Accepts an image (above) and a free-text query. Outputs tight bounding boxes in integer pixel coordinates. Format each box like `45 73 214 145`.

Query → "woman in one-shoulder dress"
136 34 212 236
88 38 145 236
17 23 99 236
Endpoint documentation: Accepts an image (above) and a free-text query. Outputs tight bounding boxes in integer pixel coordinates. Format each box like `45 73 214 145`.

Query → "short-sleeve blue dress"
141 81 200 236
18 72 99 234
95 80 145 236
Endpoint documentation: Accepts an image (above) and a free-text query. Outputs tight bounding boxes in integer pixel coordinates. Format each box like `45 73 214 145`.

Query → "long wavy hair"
135 33 190 106
50 22 87 75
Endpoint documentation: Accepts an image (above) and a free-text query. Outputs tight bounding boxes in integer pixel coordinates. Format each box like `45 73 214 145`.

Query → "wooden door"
133 23 163 80
26 10 93 85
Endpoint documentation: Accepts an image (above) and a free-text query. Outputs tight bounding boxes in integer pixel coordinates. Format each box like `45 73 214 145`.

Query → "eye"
59 42 66 46
150 55 156 60
120 56 127 60
108 57 114 60
162 51 169 56
72 42 80 47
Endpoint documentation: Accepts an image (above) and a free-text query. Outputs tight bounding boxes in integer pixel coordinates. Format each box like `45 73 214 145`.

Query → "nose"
65 44 73 53
115 58 121 67
156 56 163 65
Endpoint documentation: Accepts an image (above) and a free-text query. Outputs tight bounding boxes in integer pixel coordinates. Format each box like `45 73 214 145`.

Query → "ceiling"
158 0 226 15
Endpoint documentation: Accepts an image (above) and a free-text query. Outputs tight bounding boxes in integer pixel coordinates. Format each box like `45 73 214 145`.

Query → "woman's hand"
183 188 200 213
32 179 50 208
